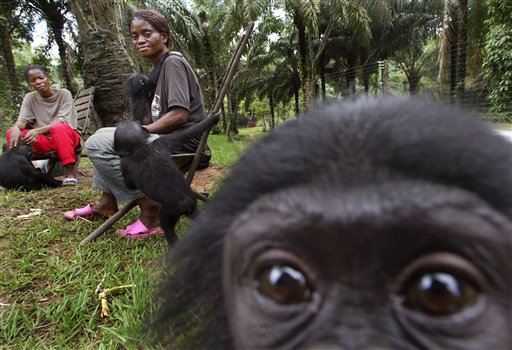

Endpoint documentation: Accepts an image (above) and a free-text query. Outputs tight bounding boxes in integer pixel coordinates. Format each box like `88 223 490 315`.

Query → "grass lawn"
0 129 261 349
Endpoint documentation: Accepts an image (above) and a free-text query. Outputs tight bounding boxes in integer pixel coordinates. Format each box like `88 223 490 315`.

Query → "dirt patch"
74 164 227 193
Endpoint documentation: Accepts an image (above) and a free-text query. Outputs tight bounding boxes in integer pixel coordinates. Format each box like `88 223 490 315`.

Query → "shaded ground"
12 164 229 222
75 164 227 194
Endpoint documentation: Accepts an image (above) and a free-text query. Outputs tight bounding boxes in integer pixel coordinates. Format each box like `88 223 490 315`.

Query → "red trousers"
6 123 80 166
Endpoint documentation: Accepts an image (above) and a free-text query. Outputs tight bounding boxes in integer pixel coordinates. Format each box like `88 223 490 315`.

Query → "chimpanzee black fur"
124 73 153 125
0 142 62 191
152 98 512 349
124 52 170 125
113 114 220 245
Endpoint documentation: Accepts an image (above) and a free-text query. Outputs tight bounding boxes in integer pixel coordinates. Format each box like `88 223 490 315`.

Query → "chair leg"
194 191 209 202
80 200 138 246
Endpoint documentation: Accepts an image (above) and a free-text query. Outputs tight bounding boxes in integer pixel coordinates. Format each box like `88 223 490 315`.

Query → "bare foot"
91 192 118 217
138 196 161 228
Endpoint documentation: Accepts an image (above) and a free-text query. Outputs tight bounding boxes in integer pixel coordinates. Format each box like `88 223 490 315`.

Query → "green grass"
208 127 266 166
0 130 257 349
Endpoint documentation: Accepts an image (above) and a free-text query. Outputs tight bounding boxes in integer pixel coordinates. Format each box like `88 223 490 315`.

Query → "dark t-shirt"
151 52 206 153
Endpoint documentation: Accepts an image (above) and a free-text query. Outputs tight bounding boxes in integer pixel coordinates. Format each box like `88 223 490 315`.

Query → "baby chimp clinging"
124 73 153 125
152 98 511 349
113 115 219 245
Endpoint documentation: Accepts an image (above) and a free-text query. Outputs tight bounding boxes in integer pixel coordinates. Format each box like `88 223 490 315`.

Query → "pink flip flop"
116 219 162 239
64 204 106 220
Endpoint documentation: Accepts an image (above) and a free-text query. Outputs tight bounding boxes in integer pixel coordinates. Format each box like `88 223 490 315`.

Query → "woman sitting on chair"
6 64 80 186
65 9 207 238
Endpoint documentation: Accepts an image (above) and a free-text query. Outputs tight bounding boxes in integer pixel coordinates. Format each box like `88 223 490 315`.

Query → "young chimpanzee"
113 114 219 245
151 98 511 349
0 141 62 190
124 73 153 125
124 52 170 125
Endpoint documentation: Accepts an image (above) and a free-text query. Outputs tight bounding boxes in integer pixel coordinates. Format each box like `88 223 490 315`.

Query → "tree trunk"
381 59 389 94
345 52 357 96
408 70 422 95
362 59 372 95
70 0 136 126
456 0 468 105
200 12 218 112
227 95 238 138
269 93 275 129
292 69 301 116
0 19 22 107
292 10 310 112
35 0 76 95
50 23 76 95
449 22 458 104
438 0 451 98
320 56 326 100
221 101 227 133
294 88 300 117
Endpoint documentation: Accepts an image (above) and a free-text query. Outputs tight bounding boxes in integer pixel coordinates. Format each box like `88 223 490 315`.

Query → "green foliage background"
483 0 512 120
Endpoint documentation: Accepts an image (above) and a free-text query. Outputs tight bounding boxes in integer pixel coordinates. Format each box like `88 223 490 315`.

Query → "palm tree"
359 0 392 95
439 0 487 104
455 0 468 102
0 1 35 107
384 0 442 95
0 17 22 108
70 0 136 126
317 0 372 98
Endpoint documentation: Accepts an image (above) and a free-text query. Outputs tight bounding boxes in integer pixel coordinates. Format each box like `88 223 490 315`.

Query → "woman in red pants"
6 64 80 186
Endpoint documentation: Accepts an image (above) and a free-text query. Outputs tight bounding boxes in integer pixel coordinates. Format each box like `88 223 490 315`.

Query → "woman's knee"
50 123 80 148
50 123 72 135
85 128 116 151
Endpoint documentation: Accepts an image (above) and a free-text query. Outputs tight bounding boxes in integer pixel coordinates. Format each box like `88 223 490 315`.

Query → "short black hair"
129 9 172 48
23 64 50 81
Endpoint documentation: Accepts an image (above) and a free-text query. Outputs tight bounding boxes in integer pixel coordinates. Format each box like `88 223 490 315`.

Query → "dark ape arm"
152 113 220 151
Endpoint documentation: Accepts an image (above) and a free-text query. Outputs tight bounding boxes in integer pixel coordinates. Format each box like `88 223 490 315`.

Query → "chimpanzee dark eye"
402 272 479 316
256 265 312 304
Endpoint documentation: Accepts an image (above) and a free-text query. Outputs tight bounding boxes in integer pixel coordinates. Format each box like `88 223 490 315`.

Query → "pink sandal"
64 204 106 220
116 219 162 238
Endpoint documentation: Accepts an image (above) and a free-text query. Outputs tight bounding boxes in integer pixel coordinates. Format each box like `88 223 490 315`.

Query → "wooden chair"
80 22 255 245
32 86 96 173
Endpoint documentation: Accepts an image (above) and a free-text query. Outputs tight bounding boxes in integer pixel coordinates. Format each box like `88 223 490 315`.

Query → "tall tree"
359 0 392 95
0 15 22 108
0 1 35 108
455 0 467 103
437 0 452 98
317 0 372 98
438 0 486 103
69 0 136 126
385 0 442 95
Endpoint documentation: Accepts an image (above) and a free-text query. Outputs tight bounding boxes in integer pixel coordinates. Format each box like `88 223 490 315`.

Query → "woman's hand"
22 129 40 145
8 126 23 148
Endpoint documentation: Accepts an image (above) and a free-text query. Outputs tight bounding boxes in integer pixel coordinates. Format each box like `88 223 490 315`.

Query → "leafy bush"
483 0 512 121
